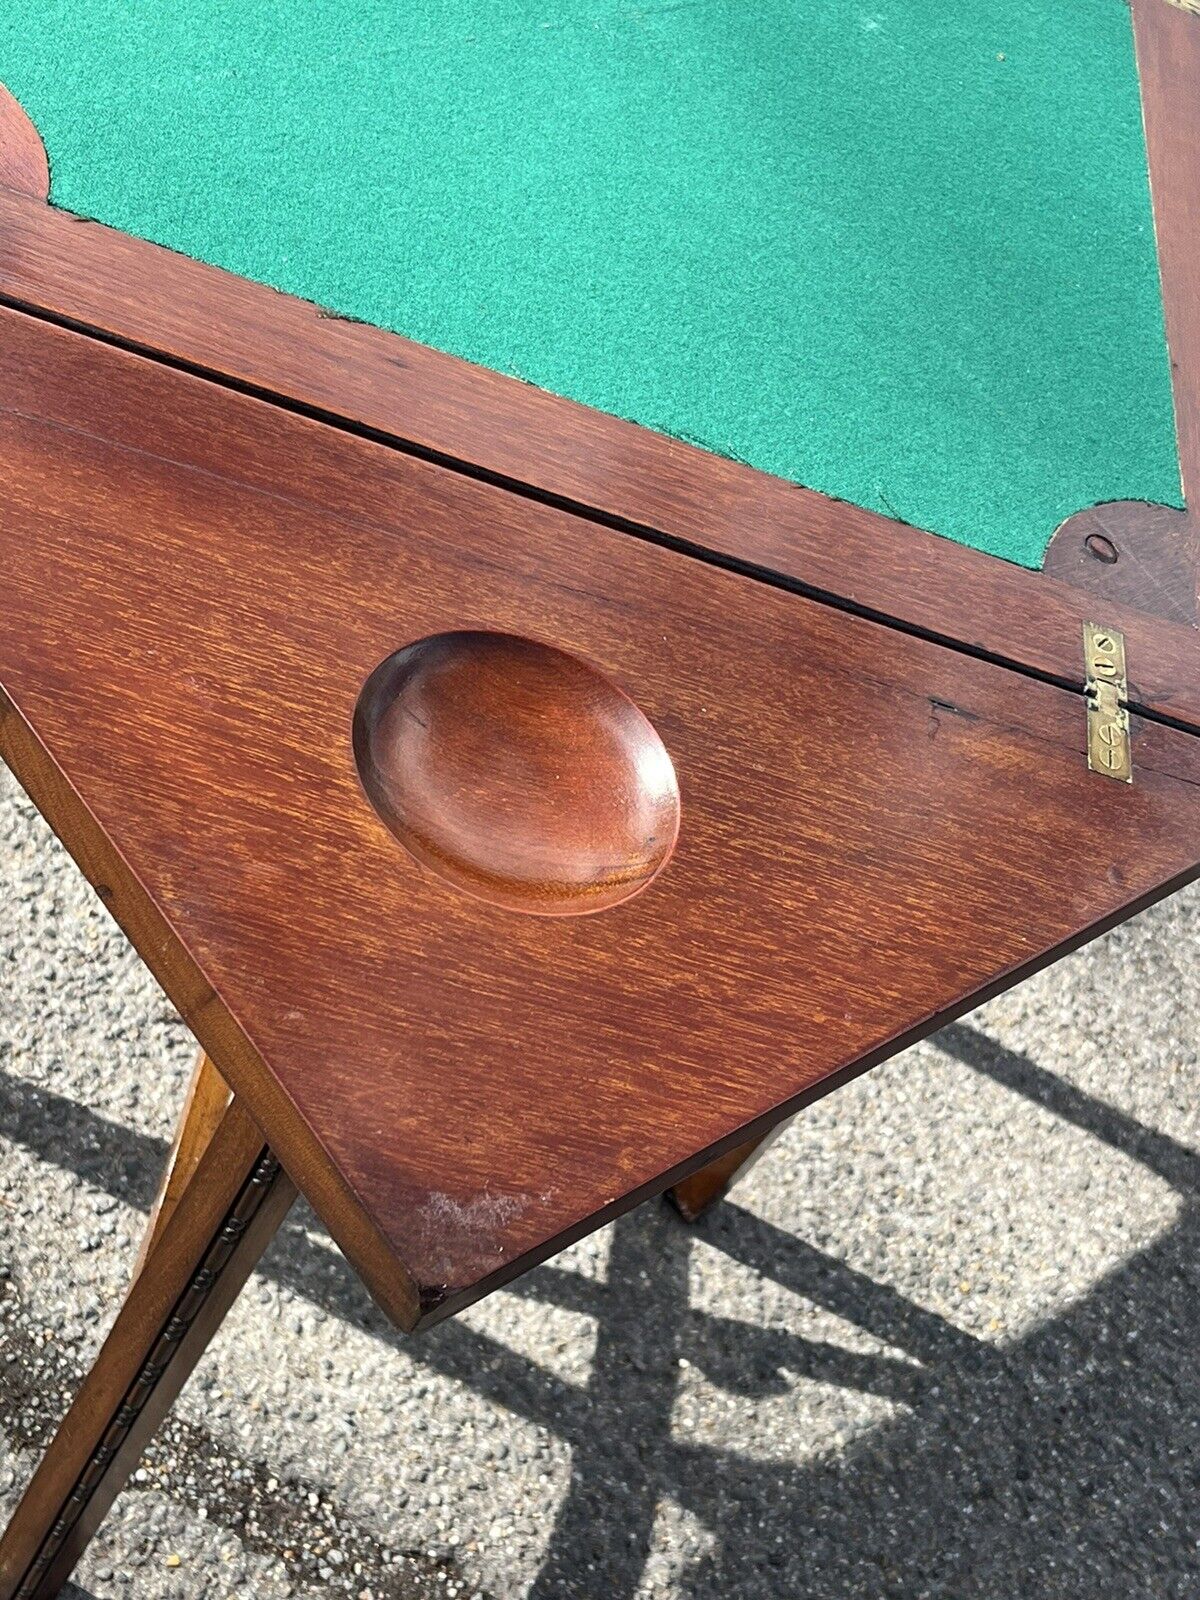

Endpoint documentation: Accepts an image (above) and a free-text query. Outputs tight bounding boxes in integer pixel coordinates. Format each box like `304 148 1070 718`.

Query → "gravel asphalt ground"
0 761 1197 1599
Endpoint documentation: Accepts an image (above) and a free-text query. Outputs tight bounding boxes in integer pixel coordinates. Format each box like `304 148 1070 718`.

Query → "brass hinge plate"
1083 623 1132 783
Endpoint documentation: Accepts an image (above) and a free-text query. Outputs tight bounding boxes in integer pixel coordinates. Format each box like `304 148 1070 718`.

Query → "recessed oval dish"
353 631 680 915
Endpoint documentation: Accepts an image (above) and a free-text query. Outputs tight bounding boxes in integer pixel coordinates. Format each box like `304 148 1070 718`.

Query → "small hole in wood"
1084 532 1119 565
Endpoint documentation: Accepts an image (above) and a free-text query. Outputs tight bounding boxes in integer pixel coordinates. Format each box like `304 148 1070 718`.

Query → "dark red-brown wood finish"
0 0 1198 730
353 631 682 916
1043 500 1197 626
0 84 48 202
2 305 1199 1331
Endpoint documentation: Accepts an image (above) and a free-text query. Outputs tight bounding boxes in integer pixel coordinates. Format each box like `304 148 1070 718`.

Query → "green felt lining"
1 0 1183 566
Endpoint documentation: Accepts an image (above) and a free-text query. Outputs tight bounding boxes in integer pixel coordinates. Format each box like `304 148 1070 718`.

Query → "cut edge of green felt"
1 0 1184 570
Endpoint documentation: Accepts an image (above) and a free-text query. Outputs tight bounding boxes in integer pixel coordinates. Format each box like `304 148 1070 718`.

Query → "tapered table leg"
667 1123 787 1221
132 1050 232 1281
0 1095 296 1600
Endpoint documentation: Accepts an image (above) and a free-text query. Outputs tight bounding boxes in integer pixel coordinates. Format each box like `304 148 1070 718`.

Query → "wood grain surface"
1043 500 1197 626
0 86 48 202
1 305 1199 1329
0 176 1197 732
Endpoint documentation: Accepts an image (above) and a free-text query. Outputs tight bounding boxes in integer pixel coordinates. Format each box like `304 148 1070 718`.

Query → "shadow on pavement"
0 1021 1196 1597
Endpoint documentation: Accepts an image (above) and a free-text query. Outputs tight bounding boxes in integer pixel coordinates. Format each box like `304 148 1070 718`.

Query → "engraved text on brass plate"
1083 622 1132 783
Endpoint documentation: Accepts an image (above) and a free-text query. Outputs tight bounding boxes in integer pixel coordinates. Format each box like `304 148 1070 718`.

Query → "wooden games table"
0 2 1199 1592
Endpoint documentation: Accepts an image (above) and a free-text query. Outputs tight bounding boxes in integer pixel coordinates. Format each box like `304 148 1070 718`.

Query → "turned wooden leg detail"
0 1093 296 1600
133 1050 233 1281
667 1123 788 1222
